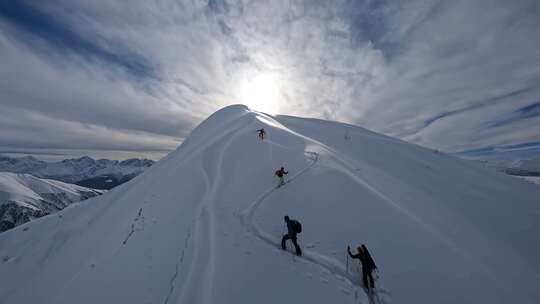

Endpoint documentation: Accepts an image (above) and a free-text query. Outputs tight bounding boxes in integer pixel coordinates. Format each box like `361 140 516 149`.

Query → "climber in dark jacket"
256 128 266 140
281 215 302 256
348 244 377 289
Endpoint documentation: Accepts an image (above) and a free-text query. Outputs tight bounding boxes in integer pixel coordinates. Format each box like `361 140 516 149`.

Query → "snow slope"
0 105 539 304
0 172 103 232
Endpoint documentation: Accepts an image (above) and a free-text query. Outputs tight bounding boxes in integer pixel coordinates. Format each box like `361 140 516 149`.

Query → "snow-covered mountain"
0 172 103 232
517 176 540 186
470 158 540 186
0 105 539 304
477 157 540 176
0 156 154 189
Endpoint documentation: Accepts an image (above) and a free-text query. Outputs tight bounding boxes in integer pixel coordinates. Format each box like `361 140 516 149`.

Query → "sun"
240 73 281 113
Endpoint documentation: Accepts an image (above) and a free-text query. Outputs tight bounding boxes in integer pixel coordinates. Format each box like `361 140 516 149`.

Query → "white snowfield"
1 105 539 304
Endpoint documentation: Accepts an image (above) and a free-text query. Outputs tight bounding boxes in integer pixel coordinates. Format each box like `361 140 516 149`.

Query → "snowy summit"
0 105 539 304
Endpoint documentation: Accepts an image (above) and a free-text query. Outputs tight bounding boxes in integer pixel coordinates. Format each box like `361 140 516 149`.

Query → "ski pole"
346 251 349 274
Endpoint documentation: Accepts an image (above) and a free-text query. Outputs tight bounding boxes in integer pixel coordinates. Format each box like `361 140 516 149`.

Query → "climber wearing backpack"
281 215 302 256
256 128 266 140
275 167 288 187
347 244 377 290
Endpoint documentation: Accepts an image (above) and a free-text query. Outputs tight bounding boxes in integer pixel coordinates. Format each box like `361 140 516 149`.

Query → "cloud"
0 0 539 160
487 101 540 128
455 141 540 160
0 105 179 151
0 1 156 77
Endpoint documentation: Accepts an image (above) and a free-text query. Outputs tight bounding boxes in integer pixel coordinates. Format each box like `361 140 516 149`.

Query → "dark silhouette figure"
348 244 377 289
256 128 266 140
275 167 288 187
281 215 302 256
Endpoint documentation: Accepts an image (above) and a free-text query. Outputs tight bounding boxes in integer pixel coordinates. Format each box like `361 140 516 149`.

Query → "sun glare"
241 74 280 113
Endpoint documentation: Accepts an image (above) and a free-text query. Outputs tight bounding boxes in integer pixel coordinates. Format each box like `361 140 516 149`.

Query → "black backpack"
291 220 302 233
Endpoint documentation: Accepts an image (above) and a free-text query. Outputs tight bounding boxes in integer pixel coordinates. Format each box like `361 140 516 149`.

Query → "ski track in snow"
168 119 251 304
164 224 193 304
239 147 389 304
122 207 144 245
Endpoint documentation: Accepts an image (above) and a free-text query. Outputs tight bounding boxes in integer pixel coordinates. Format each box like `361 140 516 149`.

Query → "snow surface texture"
1 105 539 304
0 156 154 189
0 172 103 232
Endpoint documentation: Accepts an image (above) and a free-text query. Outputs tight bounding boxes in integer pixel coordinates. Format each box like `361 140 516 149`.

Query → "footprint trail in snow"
239 150 389 304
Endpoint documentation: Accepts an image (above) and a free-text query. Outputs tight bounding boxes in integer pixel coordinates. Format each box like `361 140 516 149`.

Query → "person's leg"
281 234 290 250
368 270 375 289
362 268 370 288
291 236 302 256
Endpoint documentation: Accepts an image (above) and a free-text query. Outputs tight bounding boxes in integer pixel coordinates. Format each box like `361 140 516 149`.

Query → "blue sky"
0 0 539 160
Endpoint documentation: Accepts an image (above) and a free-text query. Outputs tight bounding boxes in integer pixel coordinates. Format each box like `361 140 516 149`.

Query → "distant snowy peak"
57 156 154 168
0 156 155 189
504 157 540 172
0 155 44 172
0 172 103 232
118 158 154 167
478 157 540 176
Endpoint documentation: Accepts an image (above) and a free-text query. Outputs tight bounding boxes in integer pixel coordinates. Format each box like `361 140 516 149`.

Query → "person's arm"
347 246 354 258
347 246 359 259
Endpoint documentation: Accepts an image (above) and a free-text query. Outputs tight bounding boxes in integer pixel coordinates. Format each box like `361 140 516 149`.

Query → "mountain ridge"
0 155 154 189
0 172 103 232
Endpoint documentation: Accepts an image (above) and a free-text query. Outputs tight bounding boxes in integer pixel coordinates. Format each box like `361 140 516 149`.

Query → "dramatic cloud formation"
1 0 539 160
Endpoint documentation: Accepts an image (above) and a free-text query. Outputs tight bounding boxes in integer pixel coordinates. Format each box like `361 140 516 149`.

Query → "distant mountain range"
476 157 540 177
0 155 155 190
0 172 103 232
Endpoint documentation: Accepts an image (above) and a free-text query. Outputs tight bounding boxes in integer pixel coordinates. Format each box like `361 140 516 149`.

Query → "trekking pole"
346 251 349 274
